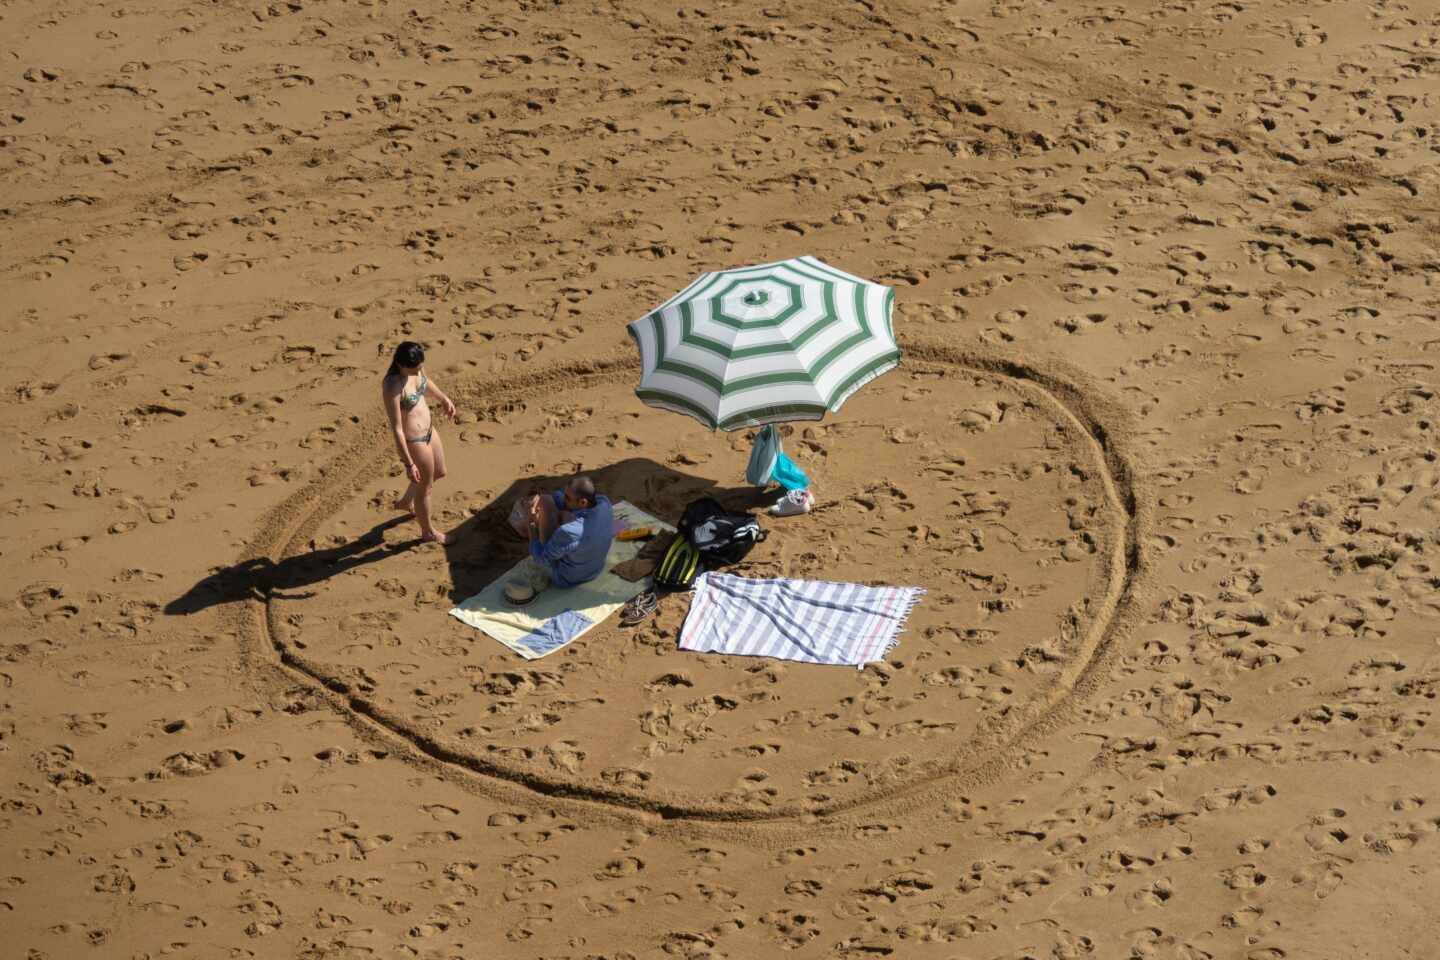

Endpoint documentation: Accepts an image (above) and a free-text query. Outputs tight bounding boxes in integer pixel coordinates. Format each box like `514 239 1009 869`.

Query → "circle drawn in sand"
238 345 1149 826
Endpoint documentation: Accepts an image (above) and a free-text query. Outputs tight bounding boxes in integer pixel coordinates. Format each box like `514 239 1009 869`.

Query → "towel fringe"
860 587 926 670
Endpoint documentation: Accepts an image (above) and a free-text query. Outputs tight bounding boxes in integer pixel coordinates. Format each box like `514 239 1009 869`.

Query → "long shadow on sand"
165 457 766 615
440 457 766 603
164 516 419 615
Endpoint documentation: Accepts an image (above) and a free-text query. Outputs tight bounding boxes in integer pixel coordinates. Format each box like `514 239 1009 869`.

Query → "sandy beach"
4 0 1440 956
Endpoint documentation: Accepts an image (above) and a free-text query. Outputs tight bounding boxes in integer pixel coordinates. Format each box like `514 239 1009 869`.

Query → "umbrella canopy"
627 256 900 431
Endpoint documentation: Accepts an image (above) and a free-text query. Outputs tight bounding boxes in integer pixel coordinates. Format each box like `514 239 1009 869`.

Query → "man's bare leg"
511 493 559 541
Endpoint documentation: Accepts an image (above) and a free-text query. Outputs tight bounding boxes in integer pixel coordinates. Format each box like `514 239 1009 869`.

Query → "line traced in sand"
226 343 1153 832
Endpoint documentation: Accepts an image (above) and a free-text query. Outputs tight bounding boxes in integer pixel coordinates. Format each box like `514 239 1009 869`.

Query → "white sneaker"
768 489 813 517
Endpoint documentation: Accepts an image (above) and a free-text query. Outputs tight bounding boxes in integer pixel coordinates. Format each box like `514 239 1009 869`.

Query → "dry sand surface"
4 0 1440 956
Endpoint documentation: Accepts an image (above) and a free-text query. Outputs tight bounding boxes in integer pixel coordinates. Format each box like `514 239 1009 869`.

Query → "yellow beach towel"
448 501 673 659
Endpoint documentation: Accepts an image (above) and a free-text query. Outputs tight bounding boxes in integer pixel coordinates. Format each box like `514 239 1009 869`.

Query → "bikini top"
398 372 427 410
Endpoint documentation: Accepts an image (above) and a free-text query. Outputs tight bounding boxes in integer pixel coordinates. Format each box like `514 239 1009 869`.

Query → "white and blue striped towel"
679 572 923 668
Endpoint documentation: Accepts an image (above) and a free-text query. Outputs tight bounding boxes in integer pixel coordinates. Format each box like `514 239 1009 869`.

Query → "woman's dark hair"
386 341 425 378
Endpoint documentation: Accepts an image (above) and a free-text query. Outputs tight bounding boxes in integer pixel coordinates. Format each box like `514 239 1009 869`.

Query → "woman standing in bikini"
382 341 457 543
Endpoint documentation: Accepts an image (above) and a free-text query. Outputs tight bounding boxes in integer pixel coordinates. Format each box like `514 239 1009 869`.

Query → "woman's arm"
427 376 458 421
382 383 421 484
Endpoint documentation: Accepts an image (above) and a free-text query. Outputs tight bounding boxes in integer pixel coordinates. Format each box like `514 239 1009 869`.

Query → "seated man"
506 475 614 602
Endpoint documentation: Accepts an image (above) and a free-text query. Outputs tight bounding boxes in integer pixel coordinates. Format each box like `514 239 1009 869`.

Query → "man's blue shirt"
529 492 614 587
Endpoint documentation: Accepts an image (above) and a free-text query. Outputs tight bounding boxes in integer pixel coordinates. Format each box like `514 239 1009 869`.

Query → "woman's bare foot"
420 530 447 545
394 496 415 514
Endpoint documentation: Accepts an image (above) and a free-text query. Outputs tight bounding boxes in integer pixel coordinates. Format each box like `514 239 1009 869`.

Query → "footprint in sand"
238 351 1145 823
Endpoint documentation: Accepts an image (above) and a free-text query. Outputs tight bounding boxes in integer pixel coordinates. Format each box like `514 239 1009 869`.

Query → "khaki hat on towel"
504 580 537 606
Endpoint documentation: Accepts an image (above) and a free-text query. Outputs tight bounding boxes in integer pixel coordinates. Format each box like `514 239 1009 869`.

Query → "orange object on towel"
617 526 655 541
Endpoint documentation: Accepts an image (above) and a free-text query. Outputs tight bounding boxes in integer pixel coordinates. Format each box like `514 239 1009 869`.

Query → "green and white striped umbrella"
627 256 900 431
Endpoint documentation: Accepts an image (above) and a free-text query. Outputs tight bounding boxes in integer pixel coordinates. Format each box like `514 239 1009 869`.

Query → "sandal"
620 589 658 627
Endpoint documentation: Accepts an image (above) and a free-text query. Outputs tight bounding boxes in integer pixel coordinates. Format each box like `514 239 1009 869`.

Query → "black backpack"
678 497 766 569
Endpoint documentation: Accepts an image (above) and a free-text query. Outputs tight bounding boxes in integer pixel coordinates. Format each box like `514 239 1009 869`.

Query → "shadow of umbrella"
165 458 765 615
164 517 416 616
439 456 762 603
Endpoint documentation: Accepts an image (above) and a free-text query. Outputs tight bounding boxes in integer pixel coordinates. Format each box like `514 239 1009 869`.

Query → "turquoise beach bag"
772 451 809 491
